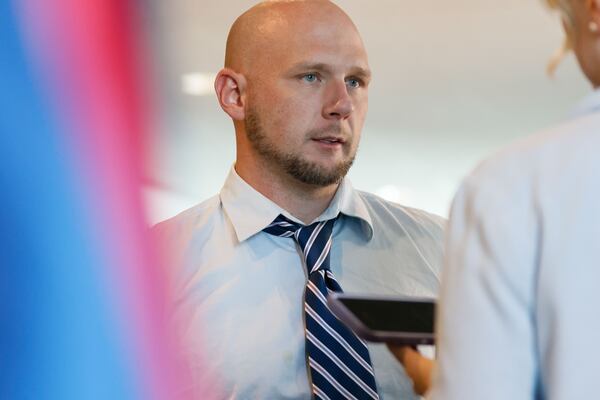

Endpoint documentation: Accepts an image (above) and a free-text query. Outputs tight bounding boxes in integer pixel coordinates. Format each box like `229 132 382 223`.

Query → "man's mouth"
313 137 345 145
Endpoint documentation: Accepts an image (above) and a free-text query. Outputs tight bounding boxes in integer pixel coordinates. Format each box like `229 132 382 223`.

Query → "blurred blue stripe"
0 2 139 399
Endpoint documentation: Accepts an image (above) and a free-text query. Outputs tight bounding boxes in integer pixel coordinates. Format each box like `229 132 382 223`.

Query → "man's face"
242 8 370 186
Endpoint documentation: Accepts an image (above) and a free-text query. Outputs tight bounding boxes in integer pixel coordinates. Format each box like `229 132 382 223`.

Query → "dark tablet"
327 293 436 344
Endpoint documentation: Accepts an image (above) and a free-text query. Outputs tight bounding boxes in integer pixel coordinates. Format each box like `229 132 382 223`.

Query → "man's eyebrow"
288 62 333 73
348 66 372 82
288 62 372 80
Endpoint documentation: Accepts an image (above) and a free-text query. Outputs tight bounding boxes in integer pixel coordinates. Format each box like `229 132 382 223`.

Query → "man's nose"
323 81 353 120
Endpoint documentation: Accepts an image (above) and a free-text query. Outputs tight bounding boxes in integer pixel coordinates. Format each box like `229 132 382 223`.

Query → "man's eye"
346 78 360 88
303 74 318 82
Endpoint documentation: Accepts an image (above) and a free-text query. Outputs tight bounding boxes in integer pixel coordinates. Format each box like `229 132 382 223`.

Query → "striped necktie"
263 214 379 400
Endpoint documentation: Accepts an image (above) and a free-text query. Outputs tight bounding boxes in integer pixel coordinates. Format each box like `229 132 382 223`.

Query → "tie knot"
262 214 302 237
263 214 338 274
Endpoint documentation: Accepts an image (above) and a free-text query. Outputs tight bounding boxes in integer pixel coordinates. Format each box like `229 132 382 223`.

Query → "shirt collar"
219 167 374 243
569 87 600 119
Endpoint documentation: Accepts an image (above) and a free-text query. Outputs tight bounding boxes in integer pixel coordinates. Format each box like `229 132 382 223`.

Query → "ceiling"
144 0 590 222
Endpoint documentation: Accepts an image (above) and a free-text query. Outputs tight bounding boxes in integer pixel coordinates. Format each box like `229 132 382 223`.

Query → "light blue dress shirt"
430 88 600 400
154 168 444 399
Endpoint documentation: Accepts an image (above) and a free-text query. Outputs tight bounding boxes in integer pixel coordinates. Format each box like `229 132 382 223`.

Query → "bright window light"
181 72 216 96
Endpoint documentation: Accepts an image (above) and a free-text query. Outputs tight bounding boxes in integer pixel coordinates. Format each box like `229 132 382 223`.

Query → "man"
155 1 444 398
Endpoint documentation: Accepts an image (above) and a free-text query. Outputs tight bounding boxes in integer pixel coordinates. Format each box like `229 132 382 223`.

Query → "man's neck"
234 162 339 225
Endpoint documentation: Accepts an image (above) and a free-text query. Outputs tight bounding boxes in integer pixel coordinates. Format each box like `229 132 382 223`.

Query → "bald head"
214 0 371 197
224 0 365 74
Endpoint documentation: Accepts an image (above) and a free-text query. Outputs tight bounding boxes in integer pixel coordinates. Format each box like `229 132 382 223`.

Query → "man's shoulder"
356 190 446 235
355 190 445 278
151 194 222 239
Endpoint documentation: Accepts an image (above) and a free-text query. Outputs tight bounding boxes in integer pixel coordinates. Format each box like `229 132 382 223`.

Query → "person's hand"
387 345 435 396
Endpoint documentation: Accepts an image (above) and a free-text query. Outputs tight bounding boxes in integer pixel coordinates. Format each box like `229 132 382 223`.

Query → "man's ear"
214 68 247 121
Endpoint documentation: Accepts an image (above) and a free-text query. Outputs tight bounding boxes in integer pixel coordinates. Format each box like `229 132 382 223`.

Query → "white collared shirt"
154 168 445 399
430 88 600 400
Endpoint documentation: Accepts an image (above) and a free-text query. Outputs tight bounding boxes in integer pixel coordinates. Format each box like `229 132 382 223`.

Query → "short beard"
245 109 355 187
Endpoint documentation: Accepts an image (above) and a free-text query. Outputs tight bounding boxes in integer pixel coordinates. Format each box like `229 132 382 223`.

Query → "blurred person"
390 0 600 398
153 0 445 398
1 1 193 399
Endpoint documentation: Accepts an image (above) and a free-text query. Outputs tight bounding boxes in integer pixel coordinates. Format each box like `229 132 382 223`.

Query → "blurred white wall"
145 0 590 224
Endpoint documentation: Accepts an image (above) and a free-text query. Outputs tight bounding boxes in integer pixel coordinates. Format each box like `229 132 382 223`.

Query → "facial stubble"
245 108 356 187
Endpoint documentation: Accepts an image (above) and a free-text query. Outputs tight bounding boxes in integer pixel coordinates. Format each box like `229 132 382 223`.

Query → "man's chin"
284 158 354 187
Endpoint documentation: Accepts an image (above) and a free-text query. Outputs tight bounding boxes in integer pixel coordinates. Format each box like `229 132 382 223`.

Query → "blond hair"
544 0 576 74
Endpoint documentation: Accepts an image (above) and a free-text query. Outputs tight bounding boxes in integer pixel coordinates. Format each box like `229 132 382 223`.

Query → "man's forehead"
257 15 368 70
285 60 371 79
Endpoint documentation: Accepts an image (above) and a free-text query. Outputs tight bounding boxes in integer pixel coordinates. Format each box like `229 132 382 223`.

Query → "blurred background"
144 0 589 223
